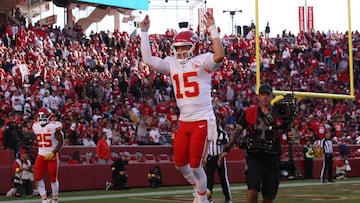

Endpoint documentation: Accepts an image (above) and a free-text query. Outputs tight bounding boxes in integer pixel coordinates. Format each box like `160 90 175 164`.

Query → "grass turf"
1 178 360 202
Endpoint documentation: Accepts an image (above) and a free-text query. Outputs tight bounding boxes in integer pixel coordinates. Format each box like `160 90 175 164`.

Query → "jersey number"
173 72 200 99
36 133 52 148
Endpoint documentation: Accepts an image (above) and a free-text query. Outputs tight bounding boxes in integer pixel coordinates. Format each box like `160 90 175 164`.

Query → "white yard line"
2 180 359 203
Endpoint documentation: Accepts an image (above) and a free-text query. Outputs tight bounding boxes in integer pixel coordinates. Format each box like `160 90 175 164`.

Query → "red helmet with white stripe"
37 107 55 125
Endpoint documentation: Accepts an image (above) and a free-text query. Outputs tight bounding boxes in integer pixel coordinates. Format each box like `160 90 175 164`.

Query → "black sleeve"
236 110 247 129
111 159 119 168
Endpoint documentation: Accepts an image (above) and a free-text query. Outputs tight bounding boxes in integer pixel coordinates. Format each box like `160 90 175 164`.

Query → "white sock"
51 181 59 197
36 180 47 197
176 164 196 185
192 166 207 196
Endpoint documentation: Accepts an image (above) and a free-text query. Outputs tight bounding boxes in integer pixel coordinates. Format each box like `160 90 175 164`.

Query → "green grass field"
1 178 360 203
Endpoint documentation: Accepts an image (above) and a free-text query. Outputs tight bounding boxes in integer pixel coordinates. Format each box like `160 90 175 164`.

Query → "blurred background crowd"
0 19 359 153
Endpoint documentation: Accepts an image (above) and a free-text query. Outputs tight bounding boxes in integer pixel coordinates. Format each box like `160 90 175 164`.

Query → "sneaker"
193 195 197 203
105 181 112 191
41 195 49 203
208 197 214 203
52 195 58 203
196 194 208 203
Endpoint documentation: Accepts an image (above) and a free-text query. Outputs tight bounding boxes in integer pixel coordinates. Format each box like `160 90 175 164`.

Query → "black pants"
148 177 162 188
15 180 33 196
246 155 280 200
304 158 313 179
112 173 128 190
205 155 231 200
320 153 333 182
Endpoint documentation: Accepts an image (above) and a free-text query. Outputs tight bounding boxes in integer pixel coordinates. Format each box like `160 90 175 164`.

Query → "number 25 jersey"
33 121 63 156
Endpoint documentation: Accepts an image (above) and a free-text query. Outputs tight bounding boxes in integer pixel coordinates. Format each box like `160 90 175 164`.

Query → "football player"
140 10 224 203
33 107 64 203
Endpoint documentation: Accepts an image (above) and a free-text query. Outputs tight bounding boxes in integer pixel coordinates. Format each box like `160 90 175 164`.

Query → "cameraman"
218 84 291 203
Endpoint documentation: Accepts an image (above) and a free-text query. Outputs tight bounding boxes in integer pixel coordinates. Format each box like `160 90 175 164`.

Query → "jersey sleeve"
203 52 222 73
140 32 170 74
53 121 63 131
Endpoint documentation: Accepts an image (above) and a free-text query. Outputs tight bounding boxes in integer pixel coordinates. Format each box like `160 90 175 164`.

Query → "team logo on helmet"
37 107 55 125
172 30 199 64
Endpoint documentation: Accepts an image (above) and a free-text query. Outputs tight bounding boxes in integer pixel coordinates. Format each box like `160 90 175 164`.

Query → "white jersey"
141 32 221 122
165 54 218 121
33 121 63 156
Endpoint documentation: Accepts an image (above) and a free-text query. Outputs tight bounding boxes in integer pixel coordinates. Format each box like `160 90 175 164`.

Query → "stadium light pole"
223 10 242 35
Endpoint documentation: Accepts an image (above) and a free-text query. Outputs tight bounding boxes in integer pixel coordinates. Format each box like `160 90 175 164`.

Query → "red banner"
307 6 314 31
298 6 305 32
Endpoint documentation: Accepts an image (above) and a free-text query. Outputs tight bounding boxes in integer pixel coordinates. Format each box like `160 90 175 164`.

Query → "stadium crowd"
0 19 360 154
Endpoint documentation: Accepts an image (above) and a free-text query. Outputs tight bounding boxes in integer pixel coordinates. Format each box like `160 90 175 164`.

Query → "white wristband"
208 25 219 39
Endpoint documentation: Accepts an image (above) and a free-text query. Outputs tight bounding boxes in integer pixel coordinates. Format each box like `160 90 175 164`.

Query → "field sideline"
1 178 360 203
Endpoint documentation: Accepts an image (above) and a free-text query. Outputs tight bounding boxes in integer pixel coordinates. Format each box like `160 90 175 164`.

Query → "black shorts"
246 155 280 199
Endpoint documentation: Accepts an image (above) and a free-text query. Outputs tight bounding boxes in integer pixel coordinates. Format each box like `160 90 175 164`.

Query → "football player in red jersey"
140 10 224 203
33 107 64 203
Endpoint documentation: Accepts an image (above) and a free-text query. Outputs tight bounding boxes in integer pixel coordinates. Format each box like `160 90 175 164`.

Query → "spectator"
96 132 111 164
82 135 96 147
148 126 162 145
11 89 24 114
67 150 82 165
147 166 163 188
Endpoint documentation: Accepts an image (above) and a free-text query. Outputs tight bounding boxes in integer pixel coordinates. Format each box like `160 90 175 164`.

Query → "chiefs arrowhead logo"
192 61 201 69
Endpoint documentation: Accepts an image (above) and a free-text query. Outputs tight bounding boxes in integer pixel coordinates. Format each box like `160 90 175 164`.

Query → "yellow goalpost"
254 0 355 100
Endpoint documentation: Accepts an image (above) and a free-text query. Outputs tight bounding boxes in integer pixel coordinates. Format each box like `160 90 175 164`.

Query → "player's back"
33 121 62 156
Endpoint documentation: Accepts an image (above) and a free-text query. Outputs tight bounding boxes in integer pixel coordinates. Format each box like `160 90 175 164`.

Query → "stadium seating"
59 155 71 163
143 153 157 163
157 154 171 163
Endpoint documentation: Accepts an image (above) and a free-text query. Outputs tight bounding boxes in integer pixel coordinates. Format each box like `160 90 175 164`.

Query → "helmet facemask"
37 107 54 125
172 42 195 64
37 112 49 125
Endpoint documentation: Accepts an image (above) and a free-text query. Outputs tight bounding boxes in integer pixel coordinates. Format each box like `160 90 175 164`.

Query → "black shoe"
328 180 335 183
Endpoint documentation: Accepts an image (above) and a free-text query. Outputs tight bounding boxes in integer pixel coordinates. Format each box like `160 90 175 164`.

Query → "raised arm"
139 15 169 75
204 10 225 63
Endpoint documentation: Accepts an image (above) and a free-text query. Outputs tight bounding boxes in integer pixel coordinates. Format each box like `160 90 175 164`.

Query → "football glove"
44 152 55 160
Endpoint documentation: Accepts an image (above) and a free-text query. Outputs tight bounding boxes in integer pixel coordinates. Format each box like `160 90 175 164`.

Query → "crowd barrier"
1 145 360 194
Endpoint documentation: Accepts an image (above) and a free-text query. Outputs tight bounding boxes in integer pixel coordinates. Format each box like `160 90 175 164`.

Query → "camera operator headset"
217 84 296 203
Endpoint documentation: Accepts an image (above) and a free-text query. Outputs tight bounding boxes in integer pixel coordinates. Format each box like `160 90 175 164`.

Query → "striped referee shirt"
208 128 229 156
320 138 333 154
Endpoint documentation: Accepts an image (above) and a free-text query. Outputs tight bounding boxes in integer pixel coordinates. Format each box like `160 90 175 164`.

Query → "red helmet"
37 107 55 125
172 30 199 64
